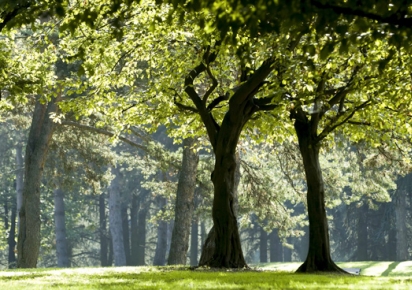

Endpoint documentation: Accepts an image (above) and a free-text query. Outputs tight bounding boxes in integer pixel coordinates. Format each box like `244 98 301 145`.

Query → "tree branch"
171 88 198 113
206 93 229 112
311 0 412 28
202 60 218 106
184 43 221 149
0 2 31 32
318 99 371 141
60 121 146 151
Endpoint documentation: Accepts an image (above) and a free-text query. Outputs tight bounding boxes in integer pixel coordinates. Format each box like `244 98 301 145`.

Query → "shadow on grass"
0 274 46 281
381 262 400 277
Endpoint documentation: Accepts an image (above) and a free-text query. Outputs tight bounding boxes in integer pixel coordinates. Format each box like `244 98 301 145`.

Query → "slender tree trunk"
15 144 24 231
153 196 168 266
17 98 58 268
130 194 138 266
294 118 344 273
168 138 199 265
136 205 147 266
108 168 126 266
200 222 206 249
121 205 131 265
99 193 109 266
8 199 17 268
356 203 368 261
283 239 292 262
269 229 282 262
190 218 199 266
259 225 268 263
53 188 70 267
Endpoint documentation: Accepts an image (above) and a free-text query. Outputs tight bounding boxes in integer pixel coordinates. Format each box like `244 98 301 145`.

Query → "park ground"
0 261 412 289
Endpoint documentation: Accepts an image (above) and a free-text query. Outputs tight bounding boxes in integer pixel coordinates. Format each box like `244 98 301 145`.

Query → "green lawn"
0 262 411 289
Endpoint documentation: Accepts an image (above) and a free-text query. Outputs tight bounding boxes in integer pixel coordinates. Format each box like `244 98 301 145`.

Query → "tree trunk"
259 225 268 263
17 98 58 268
395 187 408 261
153 196 168 266
121 204 131 265
15 144 24 231
108 168 126 266
130 194 138 266
135 204 147 266
7 198 17 268
190 218 199 266
294 118 345 273
356 203 368 261
53 188 70 267
283 238 292 262
168 138 199 265
269 229 282 262
99 193 110 266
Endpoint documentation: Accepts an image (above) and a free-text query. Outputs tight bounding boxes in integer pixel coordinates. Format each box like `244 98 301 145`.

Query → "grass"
0 262 411 289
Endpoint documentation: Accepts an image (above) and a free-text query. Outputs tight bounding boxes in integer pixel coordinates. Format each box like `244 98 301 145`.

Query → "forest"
0 0 412 276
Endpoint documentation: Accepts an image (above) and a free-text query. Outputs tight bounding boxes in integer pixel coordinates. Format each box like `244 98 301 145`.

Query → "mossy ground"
0 262 411 289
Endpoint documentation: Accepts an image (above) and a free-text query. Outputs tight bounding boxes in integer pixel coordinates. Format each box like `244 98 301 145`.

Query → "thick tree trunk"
99 193 110 266
269 229 283 262
153 196 168 266
53 188 70 267
199 139 246 267
108 168 126 266
17 99 58 268
259 226 268 263
199 111 247 268
168 138 199 265
356 203 368 261
294 119 345 273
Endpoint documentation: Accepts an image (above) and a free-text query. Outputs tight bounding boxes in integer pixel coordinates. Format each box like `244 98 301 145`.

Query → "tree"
168 138 199 265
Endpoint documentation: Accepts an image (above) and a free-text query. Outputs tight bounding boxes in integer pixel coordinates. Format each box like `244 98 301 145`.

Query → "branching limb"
254 96 279 112
318 99 371 141
171 88 198 113
60 120 146 151
202 60 218 106
206 92 229 112
184 42 221 149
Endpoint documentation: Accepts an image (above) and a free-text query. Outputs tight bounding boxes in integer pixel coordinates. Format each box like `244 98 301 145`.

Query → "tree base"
296 258 349 274
199 226 248 269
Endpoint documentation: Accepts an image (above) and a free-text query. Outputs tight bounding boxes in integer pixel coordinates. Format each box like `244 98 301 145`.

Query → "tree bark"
17 98 58 268
259 225 268 263
190 218 199 266
53 188 70 267
108 168 126 266
153 196 168 266
168 138 199 265
7 198 17 268
294 117 345 273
